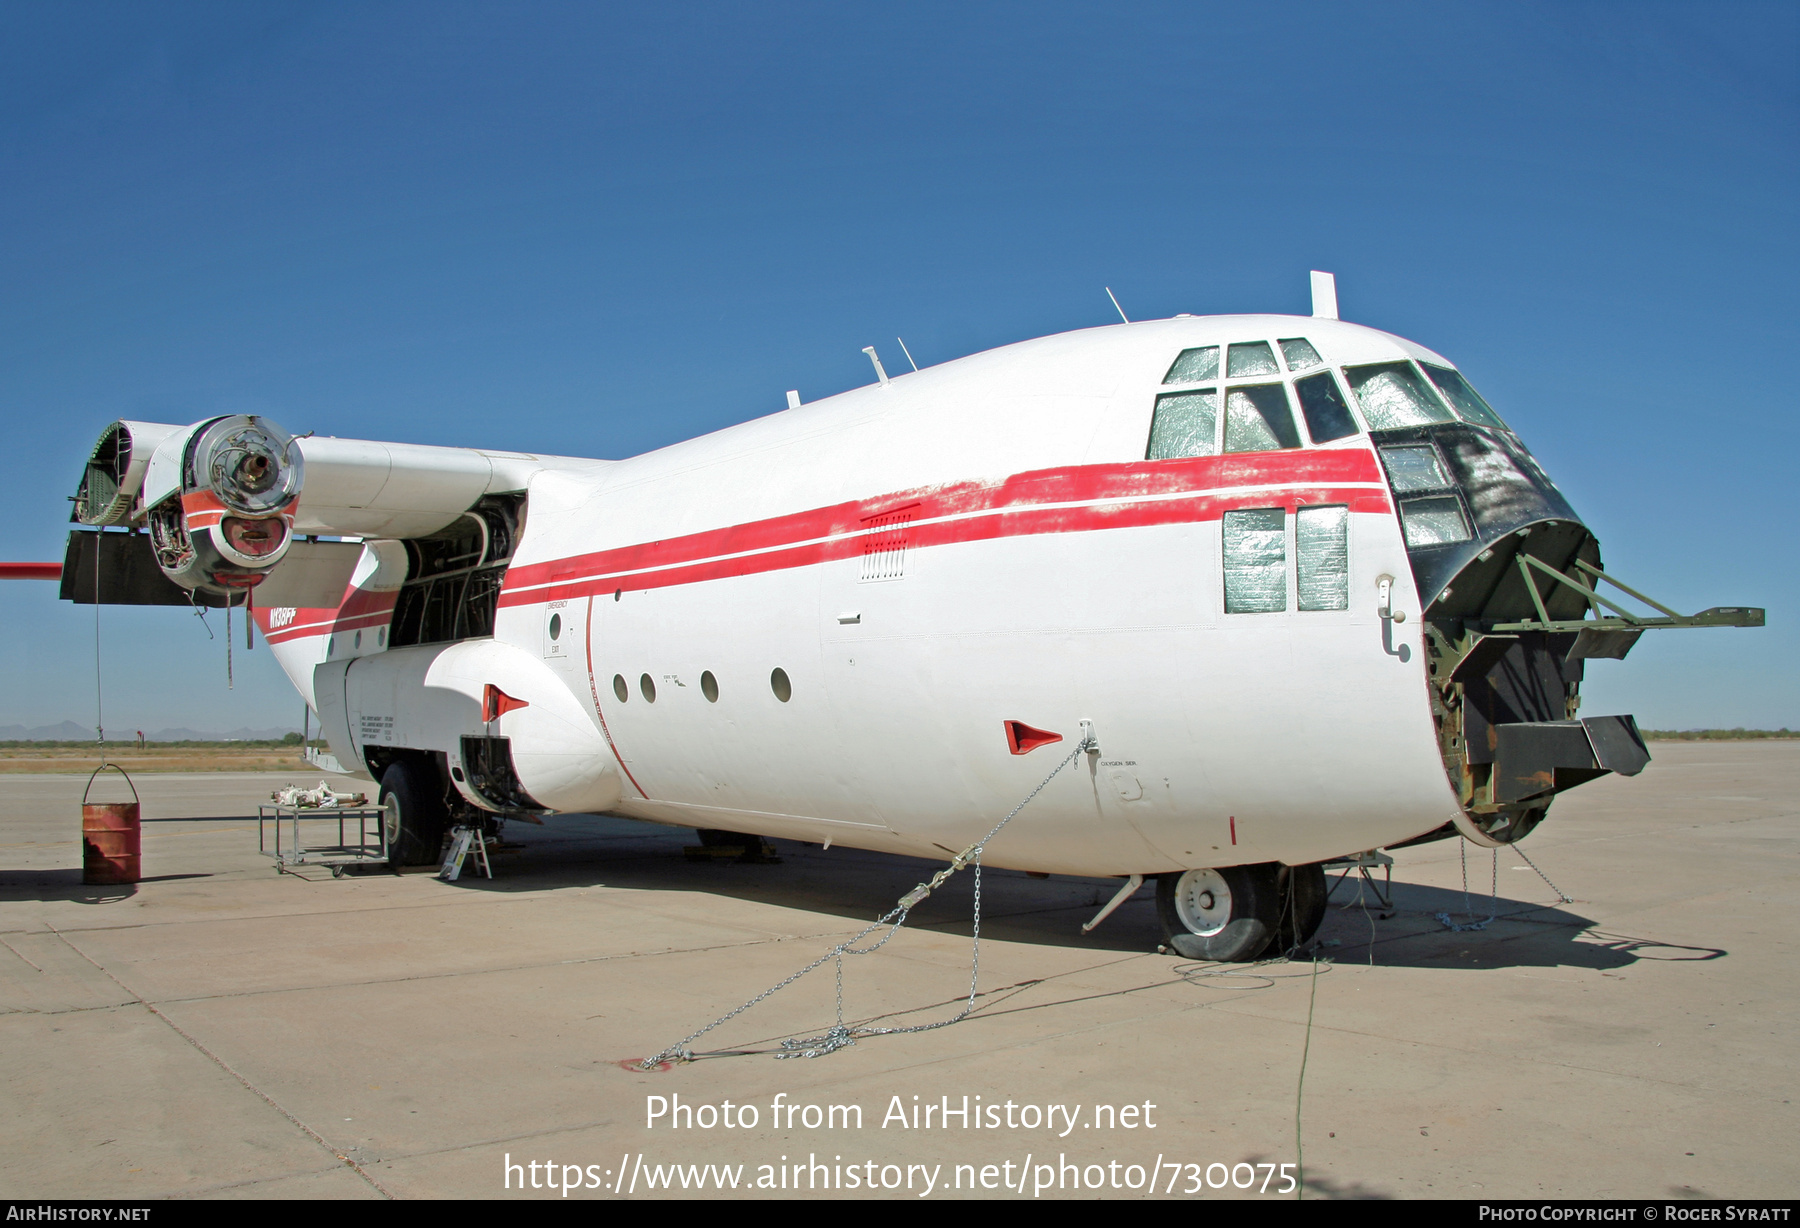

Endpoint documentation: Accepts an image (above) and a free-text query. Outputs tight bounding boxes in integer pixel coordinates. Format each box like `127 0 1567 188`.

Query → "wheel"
379 760 449 867
1272 863 1327 953
1156 864 1280 961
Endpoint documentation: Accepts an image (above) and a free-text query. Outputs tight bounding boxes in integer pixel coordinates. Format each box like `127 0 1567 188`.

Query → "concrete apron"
0 744 1794 1199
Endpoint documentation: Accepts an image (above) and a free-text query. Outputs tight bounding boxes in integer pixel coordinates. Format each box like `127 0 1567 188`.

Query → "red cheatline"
0 563 61 580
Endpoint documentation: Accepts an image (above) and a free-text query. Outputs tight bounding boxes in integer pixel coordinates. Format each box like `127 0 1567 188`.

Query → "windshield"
1342 362 1456 429
1420 362 1508 429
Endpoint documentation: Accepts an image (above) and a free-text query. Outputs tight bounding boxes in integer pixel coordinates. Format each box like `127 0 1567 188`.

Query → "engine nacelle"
72 420 185 526
72 413 558 602
138 415 304 597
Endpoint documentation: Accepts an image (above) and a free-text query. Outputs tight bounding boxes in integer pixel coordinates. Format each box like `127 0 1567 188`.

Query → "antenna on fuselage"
1105 286 1130 324
862 346 890 387
896 337 919 372
1310 271 1339 320
786 390 802 409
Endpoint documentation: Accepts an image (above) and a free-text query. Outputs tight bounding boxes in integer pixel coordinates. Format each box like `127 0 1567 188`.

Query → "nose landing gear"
1156 861 1327 961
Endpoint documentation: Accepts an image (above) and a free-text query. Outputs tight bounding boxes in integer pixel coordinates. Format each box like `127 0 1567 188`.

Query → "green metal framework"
1491 556 1764 634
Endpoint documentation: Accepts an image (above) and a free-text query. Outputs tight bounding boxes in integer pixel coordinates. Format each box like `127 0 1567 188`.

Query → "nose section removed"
1370 420 1762 845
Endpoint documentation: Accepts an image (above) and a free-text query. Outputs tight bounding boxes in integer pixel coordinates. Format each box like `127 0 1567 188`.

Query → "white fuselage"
263 315 1469 875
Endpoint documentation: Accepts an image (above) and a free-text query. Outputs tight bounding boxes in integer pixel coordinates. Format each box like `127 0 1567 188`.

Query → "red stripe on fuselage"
499 451 1388 607
253 452 1392 635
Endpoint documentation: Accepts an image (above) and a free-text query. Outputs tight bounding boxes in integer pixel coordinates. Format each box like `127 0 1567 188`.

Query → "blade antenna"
1105 287 1130 324
896 337 919 372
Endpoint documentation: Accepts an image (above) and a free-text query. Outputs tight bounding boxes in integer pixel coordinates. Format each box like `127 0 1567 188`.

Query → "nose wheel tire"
1156 864 1280 962
380 760 449 867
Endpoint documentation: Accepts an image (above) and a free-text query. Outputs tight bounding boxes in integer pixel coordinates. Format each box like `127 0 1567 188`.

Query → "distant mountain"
147 726 299 742
0 721 93 741
0 722 298 742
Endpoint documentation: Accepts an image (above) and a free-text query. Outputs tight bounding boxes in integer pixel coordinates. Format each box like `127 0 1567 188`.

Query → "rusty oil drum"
82 764 141 885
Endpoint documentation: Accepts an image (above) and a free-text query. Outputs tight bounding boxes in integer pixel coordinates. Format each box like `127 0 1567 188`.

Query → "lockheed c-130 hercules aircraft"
49 272 1763 961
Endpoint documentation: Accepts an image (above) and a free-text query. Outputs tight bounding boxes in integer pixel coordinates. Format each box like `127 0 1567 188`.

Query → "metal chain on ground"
636 736 1095 1068
1436 841 1497 932
1511 843 1574 903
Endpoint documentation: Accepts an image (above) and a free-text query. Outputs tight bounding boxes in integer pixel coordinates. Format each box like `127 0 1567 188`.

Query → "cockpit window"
1147 390 1219 459
1342 362 1456 429
1279 338 1323 371
1226 341 1280 377
1420 362 1507 429
1398 496 1472 546
1163 346 1220 384
1225 384 1302 453
1293 372 1360 444
1379 444 1453 493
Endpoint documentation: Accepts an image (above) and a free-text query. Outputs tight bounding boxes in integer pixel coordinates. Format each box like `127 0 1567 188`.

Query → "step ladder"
438 826 494 881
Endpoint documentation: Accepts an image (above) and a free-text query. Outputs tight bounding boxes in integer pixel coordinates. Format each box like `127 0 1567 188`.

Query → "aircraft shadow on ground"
412 817 1727 974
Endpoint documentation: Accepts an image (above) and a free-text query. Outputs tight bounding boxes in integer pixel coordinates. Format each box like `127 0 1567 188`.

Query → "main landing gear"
1156 862 1326 961
380 760 449 867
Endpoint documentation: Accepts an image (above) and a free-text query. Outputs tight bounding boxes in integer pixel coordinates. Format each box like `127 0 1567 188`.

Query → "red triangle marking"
1004 720 1064 756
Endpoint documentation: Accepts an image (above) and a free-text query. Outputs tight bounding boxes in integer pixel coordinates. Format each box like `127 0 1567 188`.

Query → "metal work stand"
258 805 389 877
1323 850 1395 910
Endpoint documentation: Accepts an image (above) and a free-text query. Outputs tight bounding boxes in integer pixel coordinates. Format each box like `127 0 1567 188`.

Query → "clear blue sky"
1 1 1794 734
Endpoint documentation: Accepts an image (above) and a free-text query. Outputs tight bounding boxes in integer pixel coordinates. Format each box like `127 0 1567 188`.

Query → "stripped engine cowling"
105 415 304 597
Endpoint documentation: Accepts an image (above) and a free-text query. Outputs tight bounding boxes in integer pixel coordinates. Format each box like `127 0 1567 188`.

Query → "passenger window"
1294 372 1360 443
1224 384 1302 453
1163 346 1220 383
1297 505 1349 611
1343 362 1456 428
1223 509 1287 613
1279 338 1323 371
1147 390 1219 459
1420 363 1507 429
1227 342 1280 377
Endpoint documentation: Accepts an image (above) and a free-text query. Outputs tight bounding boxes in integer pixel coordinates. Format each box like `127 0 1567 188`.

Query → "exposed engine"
81 415 304 598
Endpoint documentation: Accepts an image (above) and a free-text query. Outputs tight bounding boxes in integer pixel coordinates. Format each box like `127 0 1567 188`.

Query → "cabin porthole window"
701 671 719 703
613 674 629 703
770 668 792 703
640 673 657 703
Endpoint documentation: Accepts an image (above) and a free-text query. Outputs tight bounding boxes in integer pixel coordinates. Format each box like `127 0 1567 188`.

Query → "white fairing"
141 422 205 511
75 420 184 524
262 314 1475 876
314 639 621 814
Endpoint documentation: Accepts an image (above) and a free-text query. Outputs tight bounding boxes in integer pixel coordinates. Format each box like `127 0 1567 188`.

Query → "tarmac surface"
1 742 1794 1200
